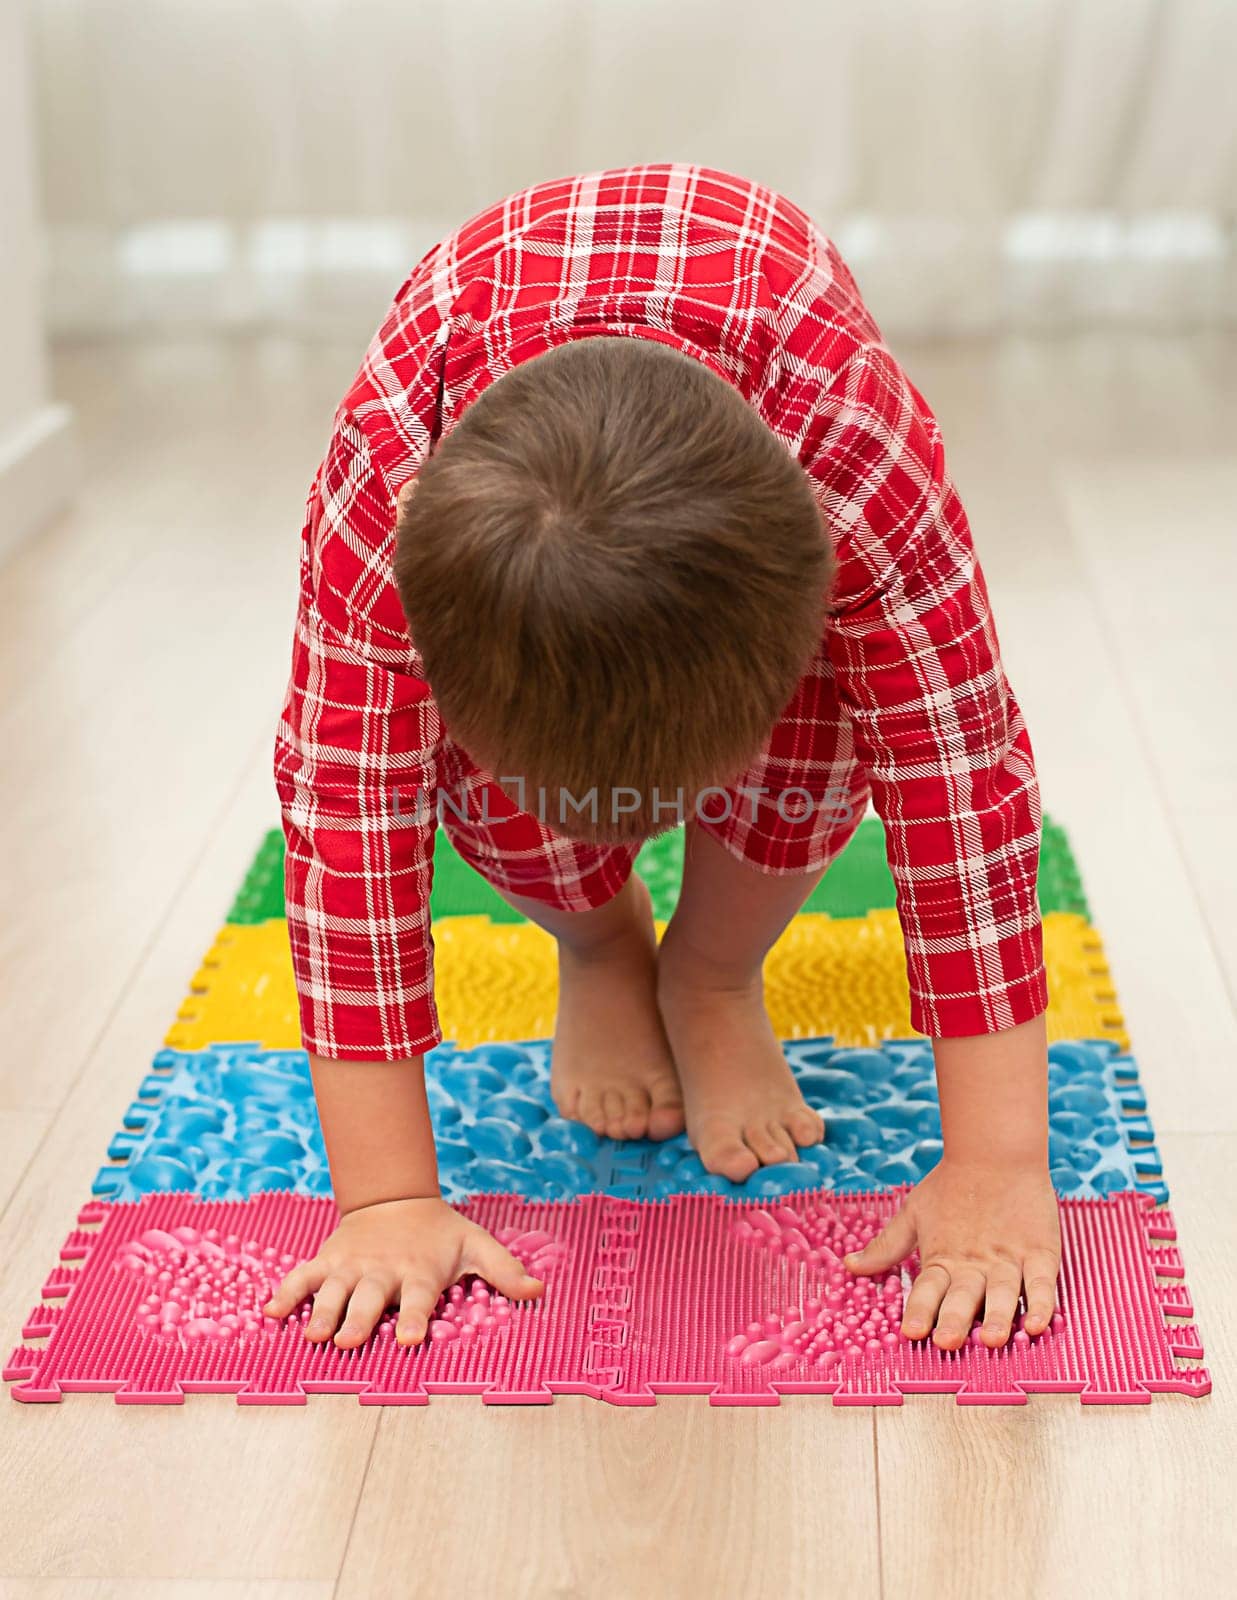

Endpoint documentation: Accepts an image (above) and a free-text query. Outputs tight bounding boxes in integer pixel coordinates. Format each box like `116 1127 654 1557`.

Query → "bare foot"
550 876 685 1142
657 934 824 1182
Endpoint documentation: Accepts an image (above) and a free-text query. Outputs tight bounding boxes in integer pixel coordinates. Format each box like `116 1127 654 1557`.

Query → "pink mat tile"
5 1190 1208 1407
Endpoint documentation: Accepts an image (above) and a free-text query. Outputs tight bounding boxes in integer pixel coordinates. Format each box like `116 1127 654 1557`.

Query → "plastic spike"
21 1305 60 1338
6 1190 1209 1409
1167 1324 1205 1359
3 1348 41 1384
1157 1283 1194 1318
163 911 1130 1053
40 1266 77 1299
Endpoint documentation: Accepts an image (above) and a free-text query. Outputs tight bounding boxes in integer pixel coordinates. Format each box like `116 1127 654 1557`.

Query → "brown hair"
394 334 832 842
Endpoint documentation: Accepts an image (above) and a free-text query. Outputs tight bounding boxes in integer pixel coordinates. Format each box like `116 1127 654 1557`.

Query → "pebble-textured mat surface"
93 1037 1164 1206
13 812 1209 1416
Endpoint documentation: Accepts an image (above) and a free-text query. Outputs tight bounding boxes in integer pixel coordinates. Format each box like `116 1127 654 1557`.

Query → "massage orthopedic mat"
7 816 1209 1410
5 1190 1207 1406
92 1036 1164 1206
225 815 1092 927
164 911 1127 1054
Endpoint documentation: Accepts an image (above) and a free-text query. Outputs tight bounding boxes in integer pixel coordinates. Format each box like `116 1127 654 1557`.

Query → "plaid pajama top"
274 162 1047 1060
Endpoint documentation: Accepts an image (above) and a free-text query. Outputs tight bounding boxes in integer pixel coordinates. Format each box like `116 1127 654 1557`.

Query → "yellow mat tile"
166 920 299 1050
166 911 1127 1052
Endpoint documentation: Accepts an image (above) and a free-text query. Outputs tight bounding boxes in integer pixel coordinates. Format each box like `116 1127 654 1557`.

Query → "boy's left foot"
656 936 824 1183
549 875 686 1143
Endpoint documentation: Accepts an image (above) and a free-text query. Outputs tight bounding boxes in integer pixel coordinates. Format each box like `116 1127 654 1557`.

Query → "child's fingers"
334 1274 397 1348
844 1206 916 1276
264 1258 324 1317
395 1273 445 1346
899 1261 951 1339
468 1232 545 1302
1021 1250 1060 1335
305 1274 353 1342
931 1268 987 1350
978 1269 1023 1347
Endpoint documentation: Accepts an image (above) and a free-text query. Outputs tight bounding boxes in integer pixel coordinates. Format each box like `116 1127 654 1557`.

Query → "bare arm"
846 1013 1061 1349
309 1054 440 1211
934 1015 1050 1168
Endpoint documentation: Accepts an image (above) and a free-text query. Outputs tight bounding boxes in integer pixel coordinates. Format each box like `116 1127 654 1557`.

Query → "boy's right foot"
549 875 686 1143
657 932 824 1182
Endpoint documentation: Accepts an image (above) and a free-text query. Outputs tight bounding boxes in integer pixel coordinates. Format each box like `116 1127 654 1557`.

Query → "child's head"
395 336 832 842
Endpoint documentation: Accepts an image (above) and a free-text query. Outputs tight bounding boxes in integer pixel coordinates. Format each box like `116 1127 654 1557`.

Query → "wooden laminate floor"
0 331 1233 1599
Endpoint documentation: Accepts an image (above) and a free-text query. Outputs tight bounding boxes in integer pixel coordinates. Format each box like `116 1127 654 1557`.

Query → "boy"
265 163 1060 1355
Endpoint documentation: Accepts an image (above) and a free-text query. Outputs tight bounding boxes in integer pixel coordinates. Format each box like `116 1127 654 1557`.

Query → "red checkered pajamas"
275 163 1047 1060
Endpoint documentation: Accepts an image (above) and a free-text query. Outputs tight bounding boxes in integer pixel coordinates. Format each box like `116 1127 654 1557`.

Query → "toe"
695 1122 760 1182
647 1102 686 1142
601 1088 629 1140
787 1107 825 1148
551 1078 581 1122
618 1085 654 1141
746 1122 798 1167
574 1087 609 1136
646 1074 686 1142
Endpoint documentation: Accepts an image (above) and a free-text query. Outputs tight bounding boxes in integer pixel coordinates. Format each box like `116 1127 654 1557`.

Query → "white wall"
28 0 1237 338
0 0 76 561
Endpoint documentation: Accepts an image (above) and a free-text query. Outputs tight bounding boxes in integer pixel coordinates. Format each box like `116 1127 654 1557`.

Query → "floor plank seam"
331 1411 385 1599
1057 461 1237 1046
0 724 276 1236
873 1410 886 1600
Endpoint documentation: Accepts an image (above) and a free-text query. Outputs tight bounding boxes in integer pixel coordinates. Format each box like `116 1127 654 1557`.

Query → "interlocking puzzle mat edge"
228 815 1092 926
11 802 1203 1415
164 910 1129 1054
90 1036 1167 1206
5 1190 1207 1407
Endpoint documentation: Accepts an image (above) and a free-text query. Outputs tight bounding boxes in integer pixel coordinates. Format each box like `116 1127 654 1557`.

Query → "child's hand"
843 1159 1061 1350
262 1196 545 1349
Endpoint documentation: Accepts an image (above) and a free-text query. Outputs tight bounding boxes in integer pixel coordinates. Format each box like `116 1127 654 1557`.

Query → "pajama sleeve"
811 346 1047 1038
274 410 444 1060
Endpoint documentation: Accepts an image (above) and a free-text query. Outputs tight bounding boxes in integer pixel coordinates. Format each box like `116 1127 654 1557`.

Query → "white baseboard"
0 402 79 563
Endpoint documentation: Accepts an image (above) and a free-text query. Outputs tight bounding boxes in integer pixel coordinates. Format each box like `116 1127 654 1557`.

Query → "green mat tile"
633 820 896 920
634 829 685 919
428 830 526 922
231 814 1088 926
227 827 529 925
1039 815 1092 919
226 830 286 923
803 818 896 918
633 814 1090 920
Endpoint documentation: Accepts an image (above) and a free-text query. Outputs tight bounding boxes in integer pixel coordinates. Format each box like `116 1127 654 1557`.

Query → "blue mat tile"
92 1036 1166 1204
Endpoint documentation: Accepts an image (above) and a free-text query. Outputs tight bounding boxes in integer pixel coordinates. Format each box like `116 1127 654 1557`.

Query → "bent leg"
437 753 682 1143
658 822 828 1180
499 874 684 1142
